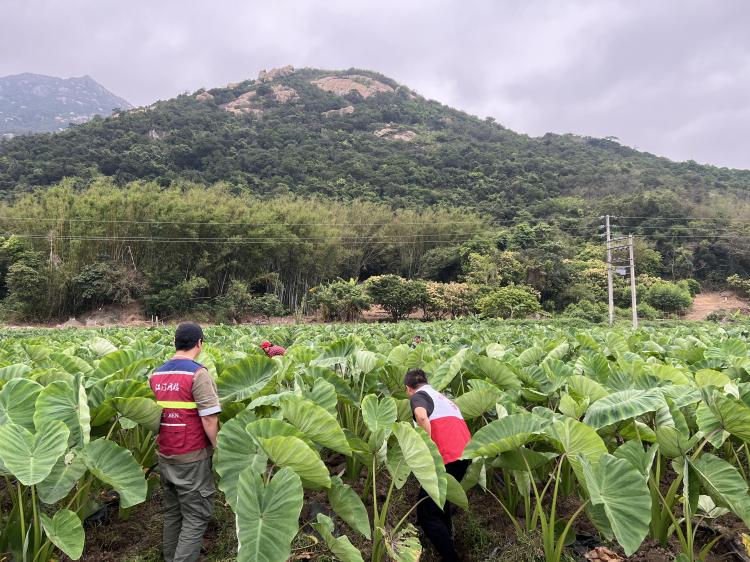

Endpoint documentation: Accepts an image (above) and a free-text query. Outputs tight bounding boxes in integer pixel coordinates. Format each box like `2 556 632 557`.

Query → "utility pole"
605 215 614 326
628 234 638 329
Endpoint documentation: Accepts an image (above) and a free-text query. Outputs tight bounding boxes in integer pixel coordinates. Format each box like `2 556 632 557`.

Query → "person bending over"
405 368 471 562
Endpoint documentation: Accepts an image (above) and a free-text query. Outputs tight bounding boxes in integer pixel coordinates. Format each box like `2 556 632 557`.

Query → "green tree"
364 275 428 321
309 279 371 322
644 282 692 313
476 285 541 319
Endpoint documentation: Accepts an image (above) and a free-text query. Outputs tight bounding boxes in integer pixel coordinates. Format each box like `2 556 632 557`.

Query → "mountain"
1 66 749 222
0 73 132 135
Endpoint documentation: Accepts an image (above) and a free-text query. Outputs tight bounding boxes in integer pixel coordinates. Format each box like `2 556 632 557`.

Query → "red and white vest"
417 385 471 464
149 358 210 456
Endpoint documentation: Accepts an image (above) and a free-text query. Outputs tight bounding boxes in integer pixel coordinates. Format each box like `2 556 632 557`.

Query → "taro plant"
0 372 150 561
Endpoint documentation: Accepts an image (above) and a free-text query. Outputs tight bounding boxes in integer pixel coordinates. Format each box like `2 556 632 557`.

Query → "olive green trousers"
159 457 216 562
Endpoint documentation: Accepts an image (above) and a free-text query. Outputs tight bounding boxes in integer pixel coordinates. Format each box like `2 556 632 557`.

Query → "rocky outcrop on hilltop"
311 75 394 98
271 84 299 103
220 91 262 115
258 65 295 83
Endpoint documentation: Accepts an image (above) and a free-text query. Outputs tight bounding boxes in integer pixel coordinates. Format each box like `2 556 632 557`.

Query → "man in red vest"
150 322 221 562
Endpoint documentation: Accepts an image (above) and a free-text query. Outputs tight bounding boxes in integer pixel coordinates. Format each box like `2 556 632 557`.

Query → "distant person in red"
260 341 286 357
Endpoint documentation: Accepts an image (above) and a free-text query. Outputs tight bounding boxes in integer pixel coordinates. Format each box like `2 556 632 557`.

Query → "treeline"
0 178 486 320
0 177 718 323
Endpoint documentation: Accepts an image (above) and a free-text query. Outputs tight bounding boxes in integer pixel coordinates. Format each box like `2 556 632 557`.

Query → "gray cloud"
1 0 748 168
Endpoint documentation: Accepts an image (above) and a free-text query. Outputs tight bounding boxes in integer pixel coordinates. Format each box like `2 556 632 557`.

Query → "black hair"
175 322 204 351
404 368 428 389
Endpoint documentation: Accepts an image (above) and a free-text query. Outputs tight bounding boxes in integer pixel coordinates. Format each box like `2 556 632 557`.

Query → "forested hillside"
1 66 750 321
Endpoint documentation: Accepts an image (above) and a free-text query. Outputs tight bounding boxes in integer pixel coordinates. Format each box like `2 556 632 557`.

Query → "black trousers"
416 459 469 562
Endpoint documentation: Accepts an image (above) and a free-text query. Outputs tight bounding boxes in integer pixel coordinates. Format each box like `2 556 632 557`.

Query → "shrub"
727 274 750 297
476 285 541 319
678 279 701 296
309 279 371 321
216 280 254 322
636 302 660 320
563 300 608 323
4 251 50 320
706 310 729 323
364 275 429 321
71 261 148 311
144 276 209 318
248 294 286 321
417 246 461 282
645 282 692 313
424 282 477 319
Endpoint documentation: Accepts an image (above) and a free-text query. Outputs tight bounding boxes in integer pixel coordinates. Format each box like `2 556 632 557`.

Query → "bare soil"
685 291 750 320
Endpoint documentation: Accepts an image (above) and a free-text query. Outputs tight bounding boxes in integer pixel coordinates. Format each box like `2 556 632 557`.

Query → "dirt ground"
65 482 750 562
684 291 750 320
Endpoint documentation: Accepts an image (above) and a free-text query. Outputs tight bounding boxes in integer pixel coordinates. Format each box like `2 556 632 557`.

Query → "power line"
614 215 750 224
0 215 599 227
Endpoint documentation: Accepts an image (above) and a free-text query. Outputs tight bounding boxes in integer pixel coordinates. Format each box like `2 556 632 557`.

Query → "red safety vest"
417 385 471 464
149 358 210 456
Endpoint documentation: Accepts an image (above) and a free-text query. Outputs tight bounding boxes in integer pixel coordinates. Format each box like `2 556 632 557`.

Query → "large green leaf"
690 453 750 527
419 429 448 508
566 375 609 403
386 442 412 489
430 348 468 391
462 414 544 459
361 394 397 450
312 513 364 562
217 356 276 402
40 509 84 560
0 363 32 382
236 466 303 562
280 395 351 455
454 383 503 419
695 402 729 448
0 378 43 430
445 473 469 510
216 409 266 510
81 439 147 508
582 454 651 556
328 475 371 538
110 397 161 433
613 441 657 480
305 378 338 415
247 418 309 442
90 349 140 382
544 417 607 482
392 422 442 506
492 448 558 471
472 356 520 389
583 389 664 429
709 393 750 442
50 353 93 375
89 337 118 357
256 435 331 489
694 369 730 388
33 379 91 447
655 426 699 459
37 451 87 504
0 421 69 485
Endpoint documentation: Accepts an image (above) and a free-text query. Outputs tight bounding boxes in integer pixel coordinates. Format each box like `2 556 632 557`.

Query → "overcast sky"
2 0 749 169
